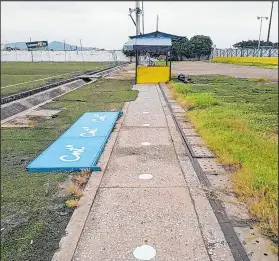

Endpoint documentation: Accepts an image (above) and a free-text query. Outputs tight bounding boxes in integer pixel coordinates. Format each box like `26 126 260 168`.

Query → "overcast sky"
1 1 278 49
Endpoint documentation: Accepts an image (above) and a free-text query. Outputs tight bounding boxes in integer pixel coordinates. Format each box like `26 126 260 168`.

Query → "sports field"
1 62 110 97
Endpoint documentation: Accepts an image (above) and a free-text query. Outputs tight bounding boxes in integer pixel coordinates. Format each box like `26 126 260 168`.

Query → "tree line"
122 36 278 61
123 35 213 61
233 40 278 48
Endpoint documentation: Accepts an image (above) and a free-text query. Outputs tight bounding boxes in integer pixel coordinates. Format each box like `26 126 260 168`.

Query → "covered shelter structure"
123 31 183 84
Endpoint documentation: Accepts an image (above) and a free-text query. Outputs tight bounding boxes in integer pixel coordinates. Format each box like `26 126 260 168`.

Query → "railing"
213 47 278 58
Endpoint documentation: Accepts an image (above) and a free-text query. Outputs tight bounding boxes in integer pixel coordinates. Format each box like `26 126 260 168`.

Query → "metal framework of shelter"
123 31 183 84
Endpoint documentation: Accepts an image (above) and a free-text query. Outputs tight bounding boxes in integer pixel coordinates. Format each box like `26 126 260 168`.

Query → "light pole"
267 1 274 43
257 16 268 50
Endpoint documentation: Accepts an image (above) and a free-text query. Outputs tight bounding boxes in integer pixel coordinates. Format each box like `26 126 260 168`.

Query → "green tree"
122 48 135 57
172 37 190 61
233 40 275 48
188 35 213 60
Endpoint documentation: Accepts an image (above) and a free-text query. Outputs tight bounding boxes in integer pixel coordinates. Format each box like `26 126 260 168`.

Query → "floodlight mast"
267 1 274 43
257 16 268 49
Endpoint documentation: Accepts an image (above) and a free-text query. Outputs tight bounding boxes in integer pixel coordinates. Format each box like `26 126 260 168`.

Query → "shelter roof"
129 30 183 41
123 38 171 52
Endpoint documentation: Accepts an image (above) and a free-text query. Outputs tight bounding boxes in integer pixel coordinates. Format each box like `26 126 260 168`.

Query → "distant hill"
3 41 101 51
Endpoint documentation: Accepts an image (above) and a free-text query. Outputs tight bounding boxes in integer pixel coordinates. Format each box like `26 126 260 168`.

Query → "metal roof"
123 38 172 52
129 31 183 41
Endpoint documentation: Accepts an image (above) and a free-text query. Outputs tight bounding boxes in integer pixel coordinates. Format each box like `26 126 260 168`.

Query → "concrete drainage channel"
1 63 130 123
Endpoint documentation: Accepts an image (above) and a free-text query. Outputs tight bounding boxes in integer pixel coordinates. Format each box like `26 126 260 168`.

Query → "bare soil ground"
107 63 135 80
172 61 278 81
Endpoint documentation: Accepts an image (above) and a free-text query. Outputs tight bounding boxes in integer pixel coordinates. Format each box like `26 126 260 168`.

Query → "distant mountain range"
3 41 103 51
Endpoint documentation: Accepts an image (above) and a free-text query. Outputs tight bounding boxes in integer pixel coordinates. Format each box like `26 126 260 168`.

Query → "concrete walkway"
72 84 234 261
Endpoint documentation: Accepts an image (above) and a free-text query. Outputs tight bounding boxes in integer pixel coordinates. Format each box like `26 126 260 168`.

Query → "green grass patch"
154 61 168 66
171 76 278 242
1 78 138 261
1 62 110 96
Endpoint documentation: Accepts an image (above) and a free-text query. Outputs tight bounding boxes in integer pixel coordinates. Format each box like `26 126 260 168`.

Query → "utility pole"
80 39 84 63
156 15 159 31
135 1 141 36
142 1 144 34
64 40 66 61
135 1 141 66
257 16 268 50
267 1 274 43
30 37 34 62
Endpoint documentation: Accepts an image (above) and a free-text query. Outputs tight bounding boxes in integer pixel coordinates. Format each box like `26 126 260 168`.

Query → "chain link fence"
213 47 278 58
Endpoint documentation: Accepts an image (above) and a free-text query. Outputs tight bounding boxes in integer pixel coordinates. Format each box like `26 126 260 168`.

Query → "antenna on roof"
156 15 159 31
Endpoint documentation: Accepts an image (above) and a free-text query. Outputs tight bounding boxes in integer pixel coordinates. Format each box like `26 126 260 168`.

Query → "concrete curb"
51 102 130 261
157 85 235 261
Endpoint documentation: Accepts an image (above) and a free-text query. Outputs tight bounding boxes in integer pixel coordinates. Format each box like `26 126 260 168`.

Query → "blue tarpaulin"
27 111 121 172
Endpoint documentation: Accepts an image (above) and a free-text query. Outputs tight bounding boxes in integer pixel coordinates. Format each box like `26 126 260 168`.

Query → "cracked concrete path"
72 84 234 261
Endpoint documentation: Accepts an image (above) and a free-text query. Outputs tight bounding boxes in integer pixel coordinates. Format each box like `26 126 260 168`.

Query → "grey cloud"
1 1 278 49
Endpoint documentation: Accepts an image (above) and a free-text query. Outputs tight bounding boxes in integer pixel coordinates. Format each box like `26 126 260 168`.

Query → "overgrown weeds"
169 76 278 243
65 169 91 208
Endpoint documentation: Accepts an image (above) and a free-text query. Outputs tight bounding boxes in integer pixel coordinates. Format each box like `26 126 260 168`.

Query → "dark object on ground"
177 73 192 83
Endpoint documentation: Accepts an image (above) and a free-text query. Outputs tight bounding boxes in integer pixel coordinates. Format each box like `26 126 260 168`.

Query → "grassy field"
1 62 110 97
1 79 137 261
169 76 278 243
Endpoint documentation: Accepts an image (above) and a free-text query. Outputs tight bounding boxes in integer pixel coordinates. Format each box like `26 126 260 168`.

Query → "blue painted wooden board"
62 112 120 138
27 111 121 172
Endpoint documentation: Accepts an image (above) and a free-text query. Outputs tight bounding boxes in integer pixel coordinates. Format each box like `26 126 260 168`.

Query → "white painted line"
143 112 150 114
133 245 156 260
141 142 151 146
1 70 84 89
142 124 150 127
139 174 153 180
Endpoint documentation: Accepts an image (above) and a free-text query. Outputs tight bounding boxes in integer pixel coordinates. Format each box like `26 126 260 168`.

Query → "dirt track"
172 61 278 81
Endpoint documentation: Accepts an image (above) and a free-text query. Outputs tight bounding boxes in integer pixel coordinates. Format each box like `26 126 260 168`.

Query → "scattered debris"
177 73 192 83
26 109 61 118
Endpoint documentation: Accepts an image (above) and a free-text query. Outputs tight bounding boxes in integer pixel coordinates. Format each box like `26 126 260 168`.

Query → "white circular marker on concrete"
133 245 156 260
141 142 151 146
142 124 150 127
139 174 153 180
